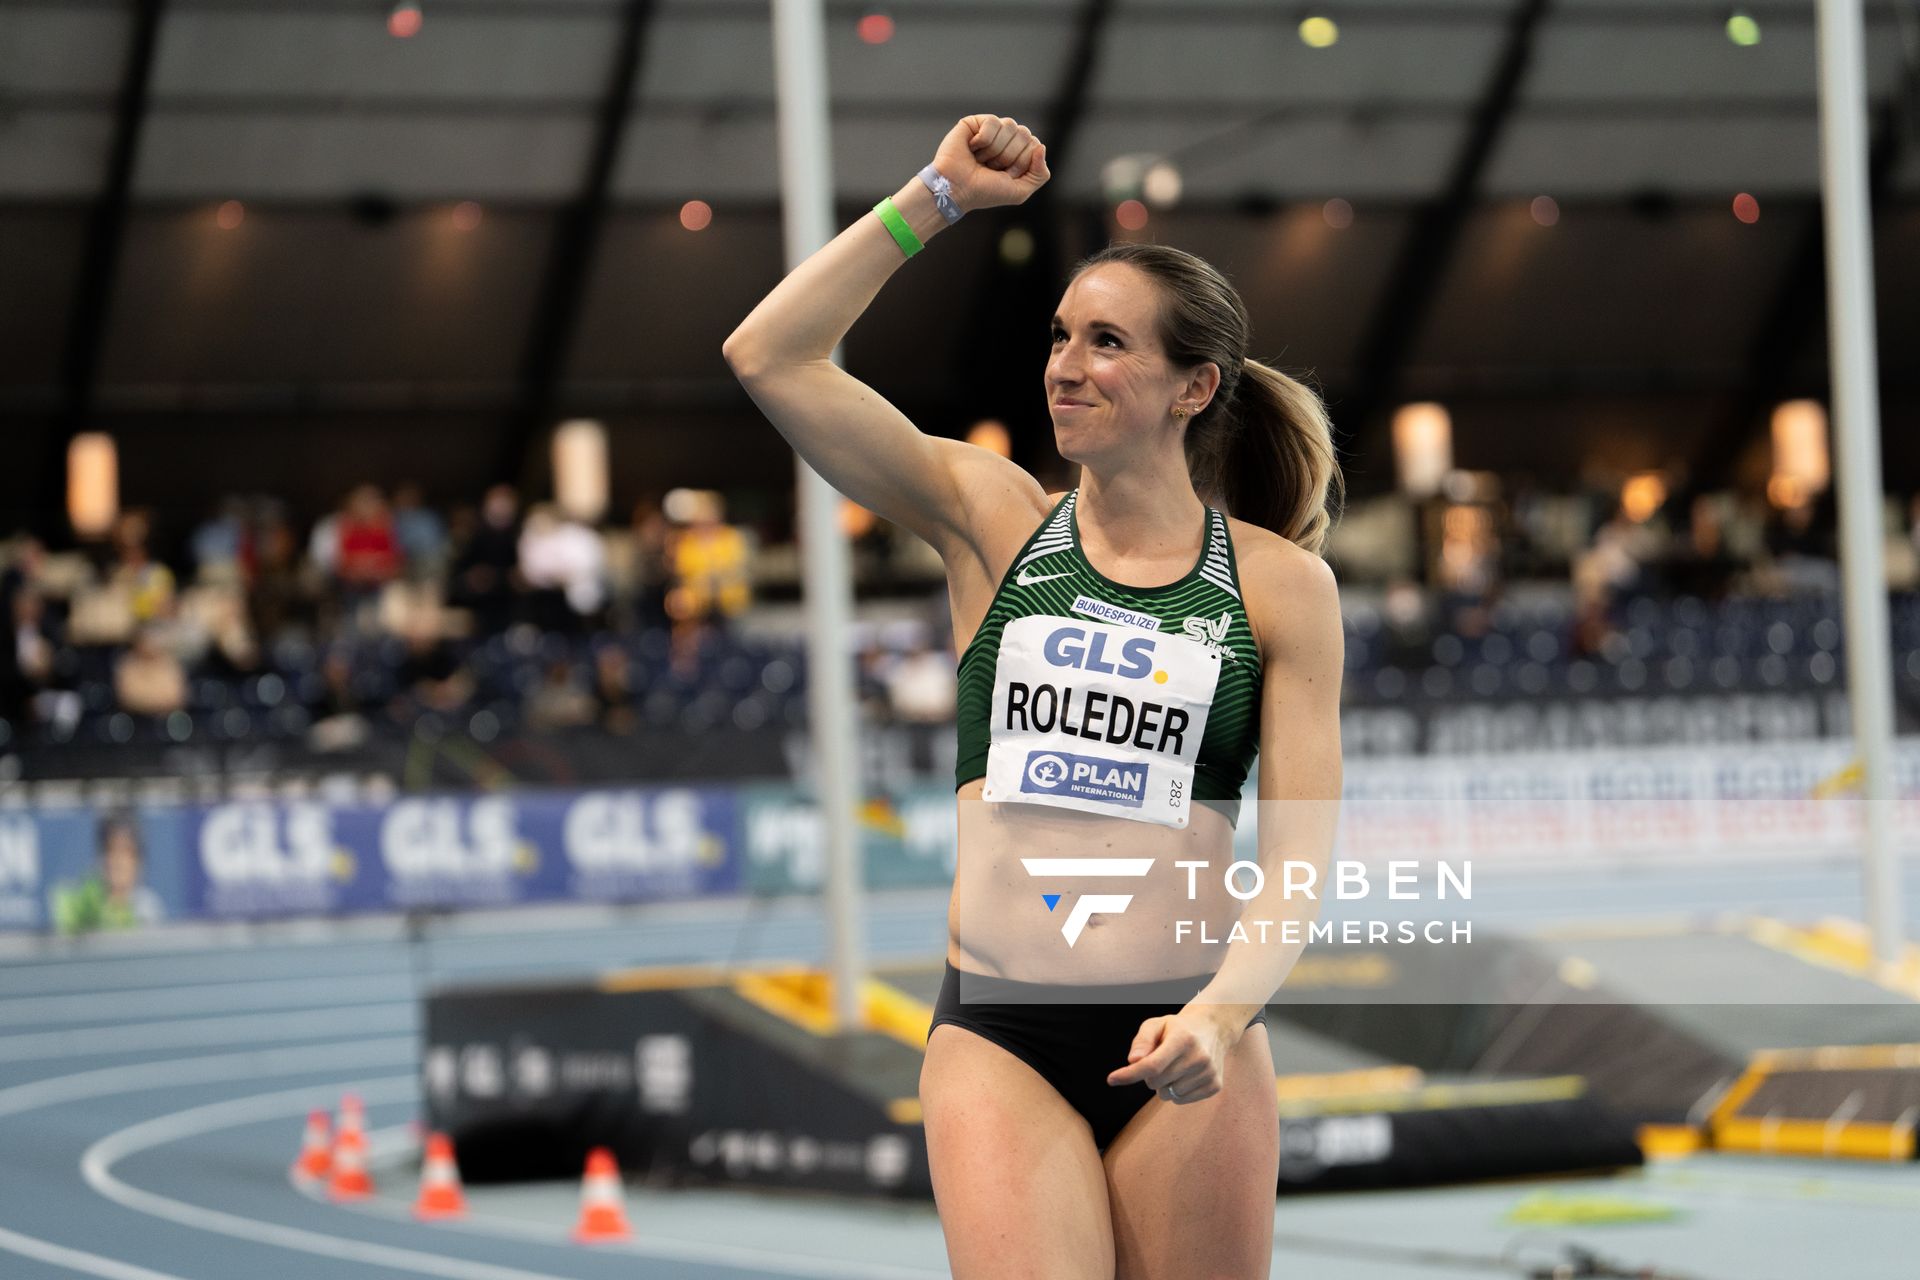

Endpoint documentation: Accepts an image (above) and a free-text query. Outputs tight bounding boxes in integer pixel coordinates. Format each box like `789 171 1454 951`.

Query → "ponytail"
1208 359 1342 557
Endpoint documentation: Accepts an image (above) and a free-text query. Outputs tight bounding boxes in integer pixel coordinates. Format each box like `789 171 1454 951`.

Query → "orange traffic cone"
412 1133 468 1220
336 1093 365 1142
327 1127 375 1201
291 1109 332 1181
571 1147 633 1243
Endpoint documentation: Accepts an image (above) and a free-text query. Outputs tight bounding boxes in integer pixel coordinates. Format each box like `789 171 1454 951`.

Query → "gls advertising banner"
186 787 739 920
739 784 957 896
0 808 163 932
191 801 354 917
542 788 737 903
0 814 43 929
12 738 1920 932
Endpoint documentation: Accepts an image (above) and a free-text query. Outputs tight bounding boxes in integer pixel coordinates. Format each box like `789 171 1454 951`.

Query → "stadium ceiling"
6 0 1918 202
3 0 1919 522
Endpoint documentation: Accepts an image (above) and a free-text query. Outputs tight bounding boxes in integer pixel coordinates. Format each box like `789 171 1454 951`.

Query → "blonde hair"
1072 243 1342 555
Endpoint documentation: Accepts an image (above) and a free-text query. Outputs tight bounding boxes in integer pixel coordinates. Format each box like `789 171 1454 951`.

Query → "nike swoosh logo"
1015 568 1073 587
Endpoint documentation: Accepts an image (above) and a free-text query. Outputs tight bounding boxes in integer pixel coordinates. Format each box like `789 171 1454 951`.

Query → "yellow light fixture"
1299 16 1339 48
1392 403 1452 498
552 419 609 523
68 433 119 538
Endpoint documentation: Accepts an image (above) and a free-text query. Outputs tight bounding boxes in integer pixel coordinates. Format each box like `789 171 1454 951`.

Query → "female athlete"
725 114 1344 1280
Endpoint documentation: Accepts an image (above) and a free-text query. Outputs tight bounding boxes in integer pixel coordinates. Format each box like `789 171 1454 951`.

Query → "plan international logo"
1019 749 1147 808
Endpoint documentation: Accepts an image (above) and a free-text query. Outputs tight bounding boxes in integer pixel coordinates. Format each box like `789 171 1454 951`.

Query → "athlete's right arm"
722 116 1051 559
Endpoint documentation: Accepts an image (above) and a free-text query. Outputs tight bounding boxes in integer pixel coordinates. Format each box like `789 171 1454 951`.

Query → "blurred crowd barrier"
7 737 1919 936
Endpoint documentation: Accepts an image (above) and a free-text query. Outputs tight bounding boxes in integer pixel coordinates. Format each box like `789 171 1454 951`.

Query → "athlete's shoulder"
1224 515 1331 584
1224 516 1338 652
995 483 1059 536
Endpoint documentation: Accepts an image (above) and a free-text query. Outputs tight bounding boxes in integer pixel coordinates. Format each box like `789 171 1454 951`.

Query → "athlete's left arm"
1107 543 1342 1099
1195 539 1344 1025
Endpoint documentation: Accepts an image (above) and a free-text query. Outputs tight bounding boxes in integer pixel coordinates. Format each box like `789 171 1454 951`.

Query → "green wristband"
873 197 923 259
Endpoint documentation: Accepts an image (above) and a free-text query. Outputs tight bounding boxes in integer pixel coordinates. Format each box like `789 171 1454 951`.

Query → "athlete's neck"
1074 470 1206 562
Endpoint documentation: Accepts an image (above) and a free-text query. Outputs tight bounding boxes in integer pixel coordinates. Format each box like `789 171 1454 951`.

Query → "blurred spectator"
248 514 308 641
52 816 163 934
190 498 248 583
313 648 365 719
115 626 187 717
593 644 637 735
518 505 606 632
199 590 262 680
666 492 750 676
843 501 902 591
452 484 521 636
631 498 672 630
335 485 401 589
1 588 55 726
1765 492 1840 595
1571 503 1647 656
2 541 79 736
882 638 958 724
1379 578 1434 668
1669 495 1738 601
524 659 596 731
393 483 449 580
668 492 751 626
110 512 175 627
0 536 47 603
307 648 371 752
308 503 342 579
393 613 472 717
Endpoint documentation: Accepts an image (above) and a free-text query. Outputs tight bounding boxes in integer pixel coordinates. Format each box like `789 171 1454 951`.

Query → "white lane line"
90 1076 947 1280
291 1155 950 1280
0 891 951 992
0 946 400 995
0 974 411 1027
340 1127 951 1280
0 1044 410 1280
81 1077 643 1280
0 1224 192 1280
0 1039 415 1118
0 904 759 991
0 1004 415 1063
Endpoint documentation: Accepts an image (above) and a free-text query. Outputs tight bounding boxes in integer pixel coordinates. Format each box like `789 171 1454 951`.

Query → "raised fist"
932 115 1050 214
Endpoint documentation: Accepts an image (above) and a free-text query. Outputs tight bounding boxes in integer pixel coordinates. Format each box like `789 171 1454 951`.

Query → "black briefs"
928 962 1268 1151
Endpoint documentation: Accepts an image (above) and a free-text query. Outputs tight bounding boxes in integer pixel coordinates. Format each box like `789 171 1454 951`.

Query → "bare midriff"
947 776 1248 985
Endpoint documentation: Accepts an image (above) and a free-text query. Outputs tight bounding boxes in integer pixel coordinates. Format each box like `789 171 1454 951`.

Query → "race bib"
981 614 1220 829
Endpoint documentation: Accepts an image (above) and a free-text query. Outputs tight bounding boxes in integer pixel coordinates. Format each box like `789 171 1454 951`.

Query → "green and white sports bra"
955 490 1263 828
